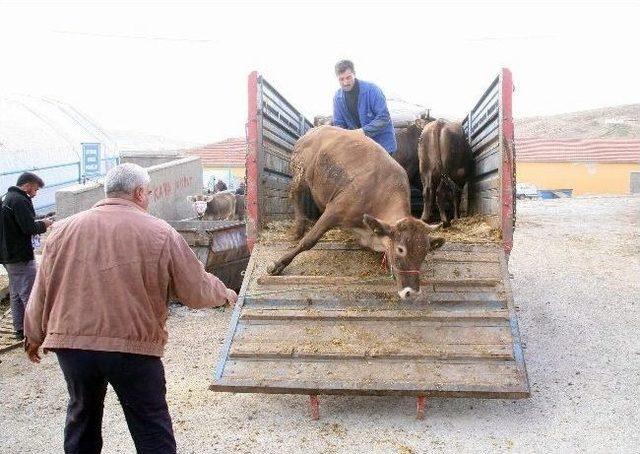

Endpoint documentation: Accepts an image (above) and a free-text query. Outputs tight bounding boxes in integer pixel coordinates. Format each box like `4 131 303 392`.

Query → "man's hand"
25 339 43 363
226 289 238 308
42 218 54 228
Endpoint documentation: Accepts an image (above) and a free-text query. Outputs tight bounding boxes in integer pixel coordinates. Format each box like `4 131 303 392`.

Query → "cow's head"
186 194 213 218
363 214 444 300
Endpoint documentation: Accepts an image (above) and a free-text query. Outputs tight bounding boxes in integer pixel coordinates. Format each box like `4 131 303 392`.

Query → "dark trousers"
55 349 176 454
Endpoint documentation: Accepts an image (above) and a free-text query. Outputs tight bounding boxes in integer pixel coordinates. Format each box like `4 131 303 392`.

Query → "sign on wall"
82 143 101 178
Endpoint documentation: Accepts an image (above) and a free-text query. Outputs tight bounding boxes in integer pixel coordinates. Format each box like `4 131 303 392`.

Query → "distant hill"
515 104 640 139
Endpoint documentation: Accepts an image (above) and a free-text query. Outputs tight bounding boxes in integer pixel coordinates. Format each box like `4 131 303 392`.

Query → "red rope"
381 252 389 271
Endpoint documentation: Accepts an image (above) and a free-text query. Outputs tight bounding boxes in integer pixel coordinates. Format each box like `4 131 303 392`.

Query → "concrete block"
121 154 183 168
55 182 104 219
55 156 203 221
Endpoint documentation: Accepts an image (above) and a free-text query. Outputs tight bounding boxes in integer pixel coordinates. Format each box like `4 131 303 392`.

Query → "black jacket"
0 186 47 263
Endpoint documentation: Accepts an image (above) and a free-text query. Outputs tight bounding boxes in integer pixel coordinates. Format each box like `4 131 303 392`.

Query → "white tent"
0 95 118 212
387 97 431 125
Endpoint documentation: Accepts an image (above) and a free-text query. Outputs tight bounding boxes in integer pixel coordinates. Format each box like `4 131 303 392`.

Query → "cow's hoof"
442 221 451 228
267 262 284 275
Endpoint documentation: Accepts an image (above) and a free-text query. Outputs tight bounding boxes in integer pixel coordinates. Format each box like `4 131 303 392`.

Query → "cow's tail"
301 186 321 220
433 119 446 167
291 152 321 221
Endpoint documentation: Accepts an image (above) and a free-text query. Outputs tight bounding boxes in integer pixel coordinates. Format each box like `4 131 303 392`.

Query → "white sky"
1 0 638 144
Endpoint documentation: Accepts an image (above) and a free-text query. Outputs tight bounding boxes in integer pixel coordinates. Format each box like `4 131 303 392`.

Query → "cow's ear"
429 236 445 251
363 214 392 237
186 196 195 203
420 220 442 232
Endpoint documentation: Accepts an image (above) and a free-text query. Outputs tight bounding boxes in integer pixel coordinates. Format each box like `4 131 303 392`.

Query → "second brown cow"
418 119 474 226
187 192 244 221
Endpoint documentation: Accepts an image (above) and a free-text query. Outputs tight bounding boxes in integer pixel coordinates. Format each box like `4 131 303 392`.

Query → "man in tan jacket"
24 163 237 454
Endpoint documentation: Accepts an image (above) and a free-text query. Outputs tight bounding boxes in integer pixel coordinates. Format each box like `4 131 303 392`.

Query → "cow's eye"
396 245 406 256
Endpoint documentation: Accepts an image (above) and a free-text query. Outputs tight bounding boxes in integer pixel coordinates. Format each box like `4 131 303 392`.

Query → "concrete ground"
0 196 638 453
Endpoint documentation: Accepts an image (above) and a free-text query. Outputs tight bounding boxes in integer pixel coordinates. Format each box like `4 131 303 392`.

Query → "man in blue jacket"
332 60 397 154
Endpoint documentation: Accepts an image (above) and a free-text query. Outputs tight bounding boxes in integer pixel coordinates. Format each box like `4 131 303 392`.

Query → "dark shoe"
14 330 24 341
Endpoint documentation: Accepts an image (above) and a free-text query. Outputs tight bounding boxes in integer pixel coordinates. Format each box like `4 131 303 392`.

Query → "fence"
0 157 119 214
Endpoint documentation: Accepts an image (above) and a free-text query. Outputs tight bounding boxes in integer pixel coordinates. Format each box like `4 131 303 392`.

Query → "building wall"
517 162 640 195
56 156 203 220
203 166 245 191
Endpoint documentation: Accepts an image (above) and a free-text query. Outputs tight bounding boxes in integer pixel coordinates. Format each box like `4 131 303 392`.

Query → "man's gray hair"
104 163 151 196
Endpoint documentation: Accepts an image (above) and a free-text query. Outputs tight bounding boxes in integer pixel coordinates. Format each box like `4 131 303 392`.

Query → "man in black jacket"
0 172 52 340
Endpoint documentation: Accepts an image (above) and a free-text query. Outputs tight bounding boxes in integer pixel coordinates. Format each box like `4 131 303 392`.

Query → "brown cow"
393 118 428 189
418 119 474 226
267 125 444 300
187 191 238 220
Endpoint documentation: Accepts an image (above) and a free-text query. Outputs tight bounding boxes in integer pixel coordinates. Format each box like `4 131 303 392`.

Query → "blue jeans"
55 349 176 454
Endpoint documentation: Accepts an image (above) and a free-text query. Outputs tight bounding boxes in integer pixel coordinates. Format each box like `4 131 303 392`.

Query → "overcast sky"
1 1 638 144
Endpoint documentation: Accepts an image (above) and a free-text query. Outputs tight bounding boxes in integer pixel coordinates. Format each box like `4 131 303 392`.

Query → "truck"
209 69 528 419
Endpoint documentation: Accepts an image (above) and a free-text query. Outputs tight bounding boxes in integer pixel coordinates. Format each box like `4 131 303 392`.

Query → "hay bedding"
257 215 500 278
260 215 501 246
438 215 502 243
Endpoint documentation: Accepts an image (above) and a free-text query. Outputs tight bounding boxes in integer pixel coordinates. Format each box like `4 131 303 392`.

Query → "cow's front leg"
267 209 338 275
437 196 450 227
453 188 462 220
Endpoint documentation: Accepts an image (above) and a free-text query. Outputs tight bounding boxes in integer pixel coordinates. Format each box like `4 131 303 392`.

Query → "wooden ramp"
211 242 529 400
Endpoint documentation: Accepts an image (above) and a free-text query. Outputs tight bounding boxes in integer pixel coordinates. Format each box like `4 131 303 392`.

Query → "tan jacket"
24 198 234 357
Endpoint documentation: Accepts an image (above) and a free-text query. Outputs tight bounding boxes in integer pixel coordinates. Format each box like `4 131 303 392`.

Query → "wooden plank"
231 321 514 361
256 275 500 287
240 308 510 322
0 342 21 354
245 289 506 303
230 343 513 361
212 357 528 398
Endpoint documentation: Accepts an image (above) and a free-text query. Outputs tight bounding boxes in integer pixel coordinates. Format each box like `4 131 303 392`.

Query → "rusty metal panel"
211 241 529 398
168 220 249 291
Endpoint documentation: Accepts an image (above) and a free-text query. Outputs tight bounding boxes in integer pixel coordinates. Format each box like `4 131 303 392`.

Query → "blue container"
538 189 573 199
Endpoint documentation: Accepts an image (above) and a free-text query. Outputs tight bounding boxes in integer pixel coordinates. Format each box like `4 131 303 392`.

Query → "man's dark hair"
335 60 355 75
16 172 45 188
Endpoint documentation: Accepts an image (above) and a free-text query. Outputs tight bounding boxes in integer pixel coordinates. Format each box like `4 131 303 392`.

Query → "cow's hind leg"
420 173 435 223
290 182 308 241
267 207 338 275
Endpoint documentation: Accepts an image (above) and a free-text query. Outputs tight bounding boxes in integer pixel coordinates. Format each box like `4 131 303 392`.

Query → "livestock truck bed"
210 69 528 417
